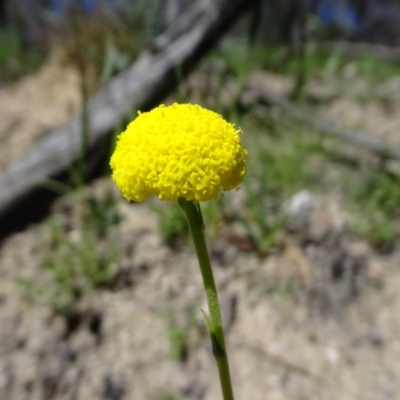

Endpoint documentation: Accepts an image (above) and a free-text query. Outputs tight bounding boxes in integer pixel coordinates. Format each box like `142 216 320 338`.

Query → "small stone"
58 342 76 362
161 276 175 300
210 239 238 266
103 373 125 400
366 260 384 285
308 211 333 244
0 373 9 389
68 229 82 244
184 285 201 301
323 346 340 365
0 285 9 303
347 242 371 258
284 190 320 233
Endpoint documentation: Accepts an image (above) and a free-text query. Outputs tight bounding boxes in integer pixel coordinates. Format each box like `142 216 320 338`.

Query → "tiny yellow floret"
110 103 247 202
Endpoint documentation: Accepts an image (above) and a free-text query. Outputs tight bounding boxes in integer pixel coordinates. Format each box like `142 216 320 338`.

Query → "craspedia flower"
110 103 247 202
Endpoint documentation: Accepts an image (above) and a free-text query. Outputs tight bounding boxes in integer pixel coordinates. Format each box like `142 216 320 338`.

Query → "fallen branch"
322 41 400 62
244 72 400 161
0 0 254 240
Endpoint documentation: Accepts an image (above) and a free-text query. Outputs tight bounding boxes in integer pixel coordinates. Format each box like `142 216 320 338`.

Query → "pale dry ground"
0 184 400 400
309 71 400 145
1 55 400 400
0 52 81 173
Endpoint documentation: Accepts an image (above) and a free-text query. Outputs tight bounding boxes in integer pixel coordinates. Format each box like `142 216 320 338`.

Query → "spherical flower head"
110 103 247 202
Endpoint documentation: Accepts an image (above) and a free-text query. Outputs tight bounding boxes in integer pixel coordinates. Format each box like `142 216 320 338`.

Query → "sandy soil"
0 52 81 174
0 182 399 400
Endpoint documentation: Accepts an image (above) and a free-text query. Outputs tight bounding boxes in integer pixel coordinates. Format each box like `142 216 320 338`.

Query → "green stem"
179 198 235 400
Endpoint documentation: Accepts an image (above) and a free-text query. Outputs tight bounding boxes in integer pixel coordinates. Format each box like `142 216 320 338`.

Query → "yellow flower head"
110 103 247 202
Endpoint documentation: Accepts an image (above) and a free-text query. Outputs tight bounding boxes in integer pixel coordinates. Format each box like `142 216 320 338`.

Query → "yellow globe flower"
110 103 247 202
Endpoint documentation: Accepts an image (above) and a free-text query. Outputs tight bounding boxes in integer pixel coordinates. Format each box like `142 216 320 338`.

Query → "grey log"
322 41 400 63
0 0 254 240
244 72 400 161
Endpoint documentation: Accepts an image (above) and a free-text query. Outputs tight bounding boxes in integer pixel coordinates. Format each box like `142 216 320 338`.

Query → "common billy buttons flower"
110 103 247 202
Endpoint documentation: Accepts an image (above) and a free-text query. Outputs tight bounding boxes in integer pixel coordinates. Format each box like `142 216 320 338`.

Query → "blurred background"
2 1 400 399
